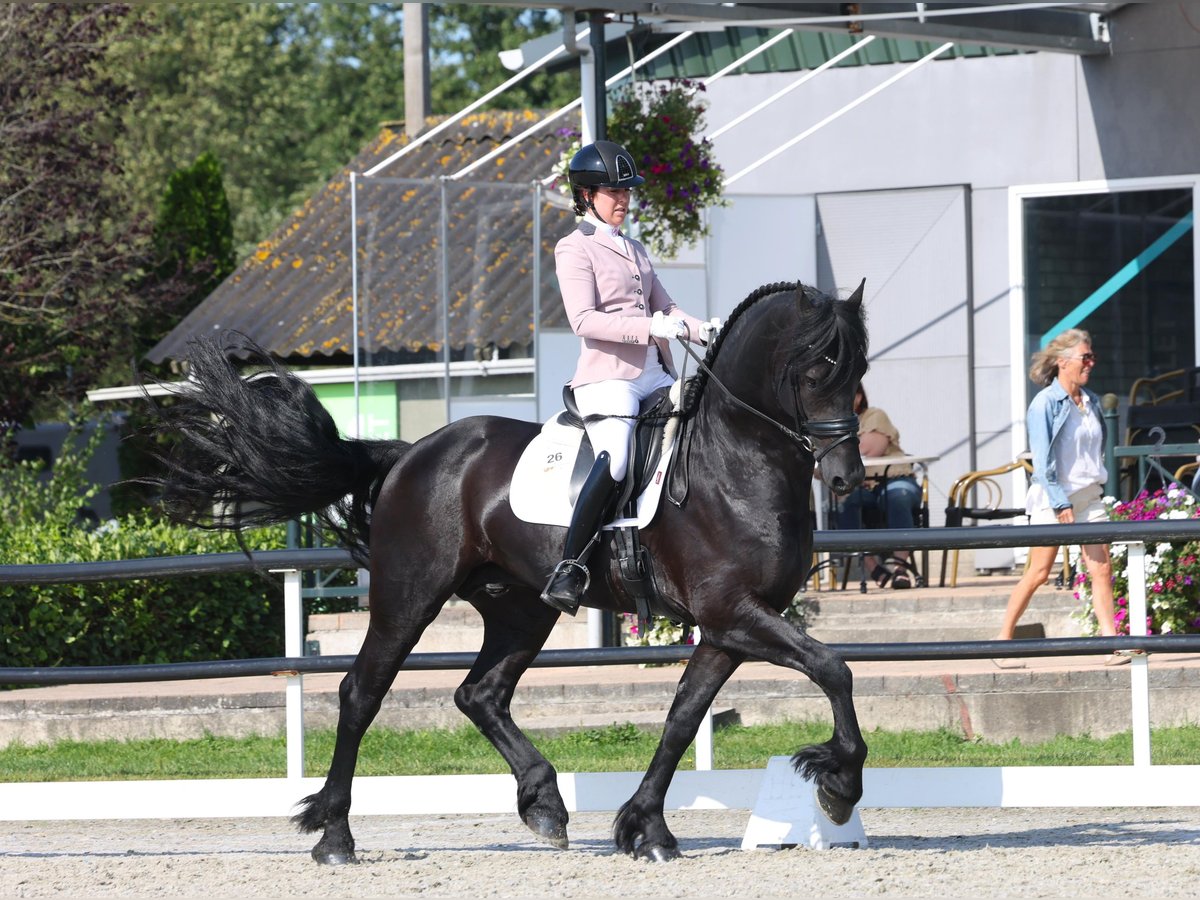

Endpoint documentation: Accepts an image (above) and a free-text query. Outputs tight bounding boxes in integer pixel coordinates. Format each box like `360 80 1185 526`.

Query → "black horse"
152 279 869 863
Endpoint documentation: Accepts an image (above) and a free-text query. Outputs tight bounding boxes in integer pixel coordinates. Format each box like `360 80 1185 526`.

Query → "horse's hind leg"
455 590 568 848
613 642 744 861
710 602 868 826
292 575 445 865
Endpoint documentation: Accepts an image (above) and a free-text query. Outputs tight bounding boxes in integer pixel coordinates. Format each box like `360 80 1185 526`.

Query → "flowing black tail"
146 334 409 563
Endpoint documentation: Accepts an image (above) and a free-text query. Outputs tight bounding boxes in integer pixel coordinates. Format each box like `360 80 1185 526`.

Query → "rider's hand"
649 311 687 340
698 317 723 344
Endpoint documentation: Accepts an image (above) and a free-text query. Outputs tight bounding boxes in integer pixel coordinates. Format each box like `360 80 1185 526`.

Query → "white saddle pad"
509 398 681 530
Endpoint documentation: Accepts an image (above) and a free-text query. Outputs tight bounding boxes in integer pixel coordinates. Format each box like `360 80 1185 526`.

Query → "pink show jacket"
555 221 708 388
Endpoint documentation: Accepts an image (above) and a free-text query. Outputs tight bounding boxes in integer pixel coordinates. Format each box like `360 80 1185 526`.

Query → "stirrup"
540 559 590 614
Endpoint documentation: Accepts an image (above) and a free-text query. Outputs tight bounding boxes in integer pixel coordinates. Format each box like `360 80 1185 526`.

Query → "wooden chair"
941 459 1032 587
1175 461 1200 496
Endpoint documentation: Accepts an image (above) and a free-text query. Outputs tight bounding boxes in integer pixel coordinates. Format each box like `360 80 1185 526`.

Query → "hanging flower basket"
609 78 726 259
552 79 726 260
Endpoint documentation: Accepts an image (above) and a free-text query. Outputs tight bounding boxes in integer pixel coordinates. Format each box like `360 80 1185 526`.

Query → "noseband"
677 340 859 463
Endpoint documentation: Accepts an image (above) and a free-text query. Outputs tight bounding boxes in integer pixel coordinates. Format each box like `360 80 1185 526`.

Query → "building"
142 3 1200 544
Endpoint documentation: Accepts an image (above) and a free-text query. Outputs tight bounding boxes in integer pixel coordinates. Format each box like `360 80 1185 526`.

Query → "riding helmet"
567 140 645 190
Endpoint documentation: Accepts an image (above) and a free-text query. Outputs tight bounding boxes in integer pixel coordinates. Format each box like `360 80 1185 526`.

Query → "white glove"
649 311 687 340
698 317 723 344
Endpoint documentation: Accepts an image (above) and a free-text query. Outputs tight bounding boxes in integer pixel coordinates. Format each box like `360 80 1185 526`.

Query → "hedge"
0 517 288 668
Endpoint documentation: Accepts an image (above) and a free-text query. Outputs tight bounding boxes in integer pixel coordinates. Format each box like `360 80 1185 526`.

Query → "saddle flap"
508 392 683 531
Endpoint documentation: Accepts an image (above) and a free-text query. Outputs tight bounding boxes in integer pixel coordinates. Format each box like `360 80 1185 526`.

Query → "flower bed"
1074 485 1200 635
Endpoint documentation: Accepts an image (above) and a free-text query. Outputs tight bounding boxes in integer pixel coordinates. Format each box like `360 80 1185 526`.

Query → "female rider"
541 140 718 614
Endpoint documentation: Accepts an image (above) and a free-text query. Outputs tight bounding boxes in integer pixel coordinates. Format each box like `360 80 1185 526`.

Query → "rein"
675 334 858 464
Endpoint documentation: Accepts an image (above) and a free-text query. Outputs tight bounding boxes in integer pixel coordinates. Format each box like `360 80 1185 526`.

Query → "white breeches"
572 364 675 481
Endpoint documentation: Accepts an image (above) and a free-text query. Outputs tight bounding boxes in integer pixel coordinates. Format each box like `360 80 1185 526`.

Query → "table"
813 454 940 593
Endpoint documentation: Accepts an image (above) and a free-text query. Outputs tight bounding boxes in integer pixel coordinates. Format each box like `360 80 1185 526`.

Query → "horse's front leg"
455 591 568 848
613 641 744 861
710 601 867 825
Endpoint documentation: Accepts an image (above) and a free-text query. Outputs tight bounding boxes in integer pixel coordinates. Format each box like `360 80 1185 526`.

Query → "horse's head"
785 279 868 495
680 278 868 494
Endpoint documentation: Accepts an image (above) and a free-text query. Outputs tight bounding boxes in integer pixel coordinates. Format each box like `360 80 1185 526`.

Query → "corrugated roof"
608 27 1023 82
149 110 577 364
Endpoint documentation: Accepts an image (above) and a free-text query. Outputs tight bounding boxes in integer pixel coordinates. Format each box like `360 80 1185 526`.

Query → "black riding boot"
541 451 622 615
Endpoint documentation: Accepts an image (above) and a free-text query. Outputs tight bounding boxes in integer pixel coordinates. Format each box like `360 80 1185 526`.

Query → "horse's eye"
803 375 819 390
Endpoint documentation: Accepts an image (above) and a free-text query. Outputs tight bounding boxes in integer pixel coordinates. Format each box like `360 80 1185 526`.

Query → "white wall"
694 2 1200 509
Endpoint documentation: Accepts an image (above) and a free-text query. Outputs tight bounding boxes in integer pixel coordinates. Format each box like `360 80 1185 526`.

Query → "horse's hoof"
525 814 569 850
311 847 358 865
816 786 854 826
635 843 681 863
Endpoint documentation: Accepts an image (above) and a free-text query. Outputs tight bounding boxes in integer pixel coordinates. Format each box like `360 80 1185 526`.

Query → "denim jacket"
1026 380 1106 511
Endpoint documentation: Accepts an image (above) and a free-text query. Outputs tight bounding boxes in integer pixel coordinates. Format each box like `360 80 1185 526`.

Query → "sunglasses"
1063 353 1097 365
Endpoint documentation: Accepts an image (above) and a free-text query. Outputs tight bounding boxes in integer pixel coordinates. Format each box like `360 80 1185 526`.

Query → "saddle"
558 384 686 633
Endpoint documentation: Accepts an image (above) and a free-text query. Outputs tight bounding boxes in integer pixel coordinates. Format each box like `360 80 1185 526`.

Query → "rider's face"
591 187 631 226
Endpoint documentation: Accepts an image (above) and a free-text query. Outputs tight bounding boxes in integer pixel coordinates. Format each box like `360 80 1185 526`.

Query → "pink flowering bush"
1074 485 1200 635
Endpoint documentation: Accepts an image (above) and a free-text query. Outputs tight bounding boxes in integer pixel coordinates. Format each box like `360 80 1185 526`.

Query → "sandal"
870 564 892 588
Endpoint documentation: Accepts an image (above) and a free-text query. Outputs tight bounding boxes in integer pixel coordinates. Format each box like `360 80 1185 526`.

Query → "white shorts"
1027 482 1108 526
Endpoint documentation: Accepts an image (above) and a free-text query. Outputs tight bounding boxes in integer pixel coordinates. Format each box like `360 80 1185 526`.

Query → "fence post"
1103 393 1119 498
272 569 306 781
693 627 713 771
1123 542 1151 767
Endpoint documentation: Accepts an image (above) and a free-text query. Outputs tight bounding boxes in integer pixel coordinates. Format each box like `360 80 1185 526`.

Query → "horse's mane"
677 281 867 419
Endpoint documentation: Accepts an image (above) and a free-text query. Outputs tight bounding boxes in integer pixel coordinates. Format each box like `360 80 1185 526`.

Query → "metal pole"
366 35 585 176
532 180 542 419
707 36 877 141
1103 393 1120 498
1124 542 1151 767
350 173 361 438
273 569 305 781
725 42 954 186
589 13 607 141
463 32 695 183
702 28 795 85
440 177 452 425
694 628 713 770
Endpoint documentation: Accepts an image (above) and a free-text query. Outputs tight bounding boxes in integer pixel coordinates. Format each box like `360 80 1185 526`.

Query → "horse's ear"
796 284 814 308
845 278 866 311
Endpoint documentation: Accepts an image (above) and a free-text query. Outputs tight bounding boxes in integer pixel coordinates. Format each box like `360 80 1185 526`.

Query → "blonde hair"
1028 328 1091 386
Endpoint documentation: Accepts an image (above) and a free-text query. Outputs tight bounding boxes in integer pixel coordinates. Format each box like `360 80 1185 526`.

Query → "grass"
2 721 1199 782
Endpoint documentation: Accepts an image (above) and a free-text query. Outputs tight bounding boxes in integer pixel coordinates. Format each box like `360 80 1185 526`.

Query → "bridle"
676 333 859 463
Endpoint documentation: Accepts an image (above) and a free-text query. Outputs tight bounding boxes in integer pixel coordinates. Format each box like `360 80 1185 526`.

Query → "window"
1022 188 1194 402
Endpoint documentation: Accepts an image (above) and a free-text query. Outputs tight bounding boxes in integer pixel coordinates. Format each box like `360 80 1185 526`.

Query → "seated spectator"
836 382 922 589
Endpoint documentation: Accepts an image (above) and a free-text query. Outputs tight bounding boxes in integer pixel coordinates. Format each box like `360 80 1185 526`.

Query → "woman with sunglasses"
540 141 718 615
995 329 1127 666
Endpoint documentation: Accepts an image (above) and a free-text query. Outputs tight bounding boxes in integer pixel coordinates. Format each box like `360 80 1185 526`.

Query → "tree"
0 4 169 431
108 4 323 256
150 151 236 343
0 4 585 435
110 5 577 259
430 5 579 113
